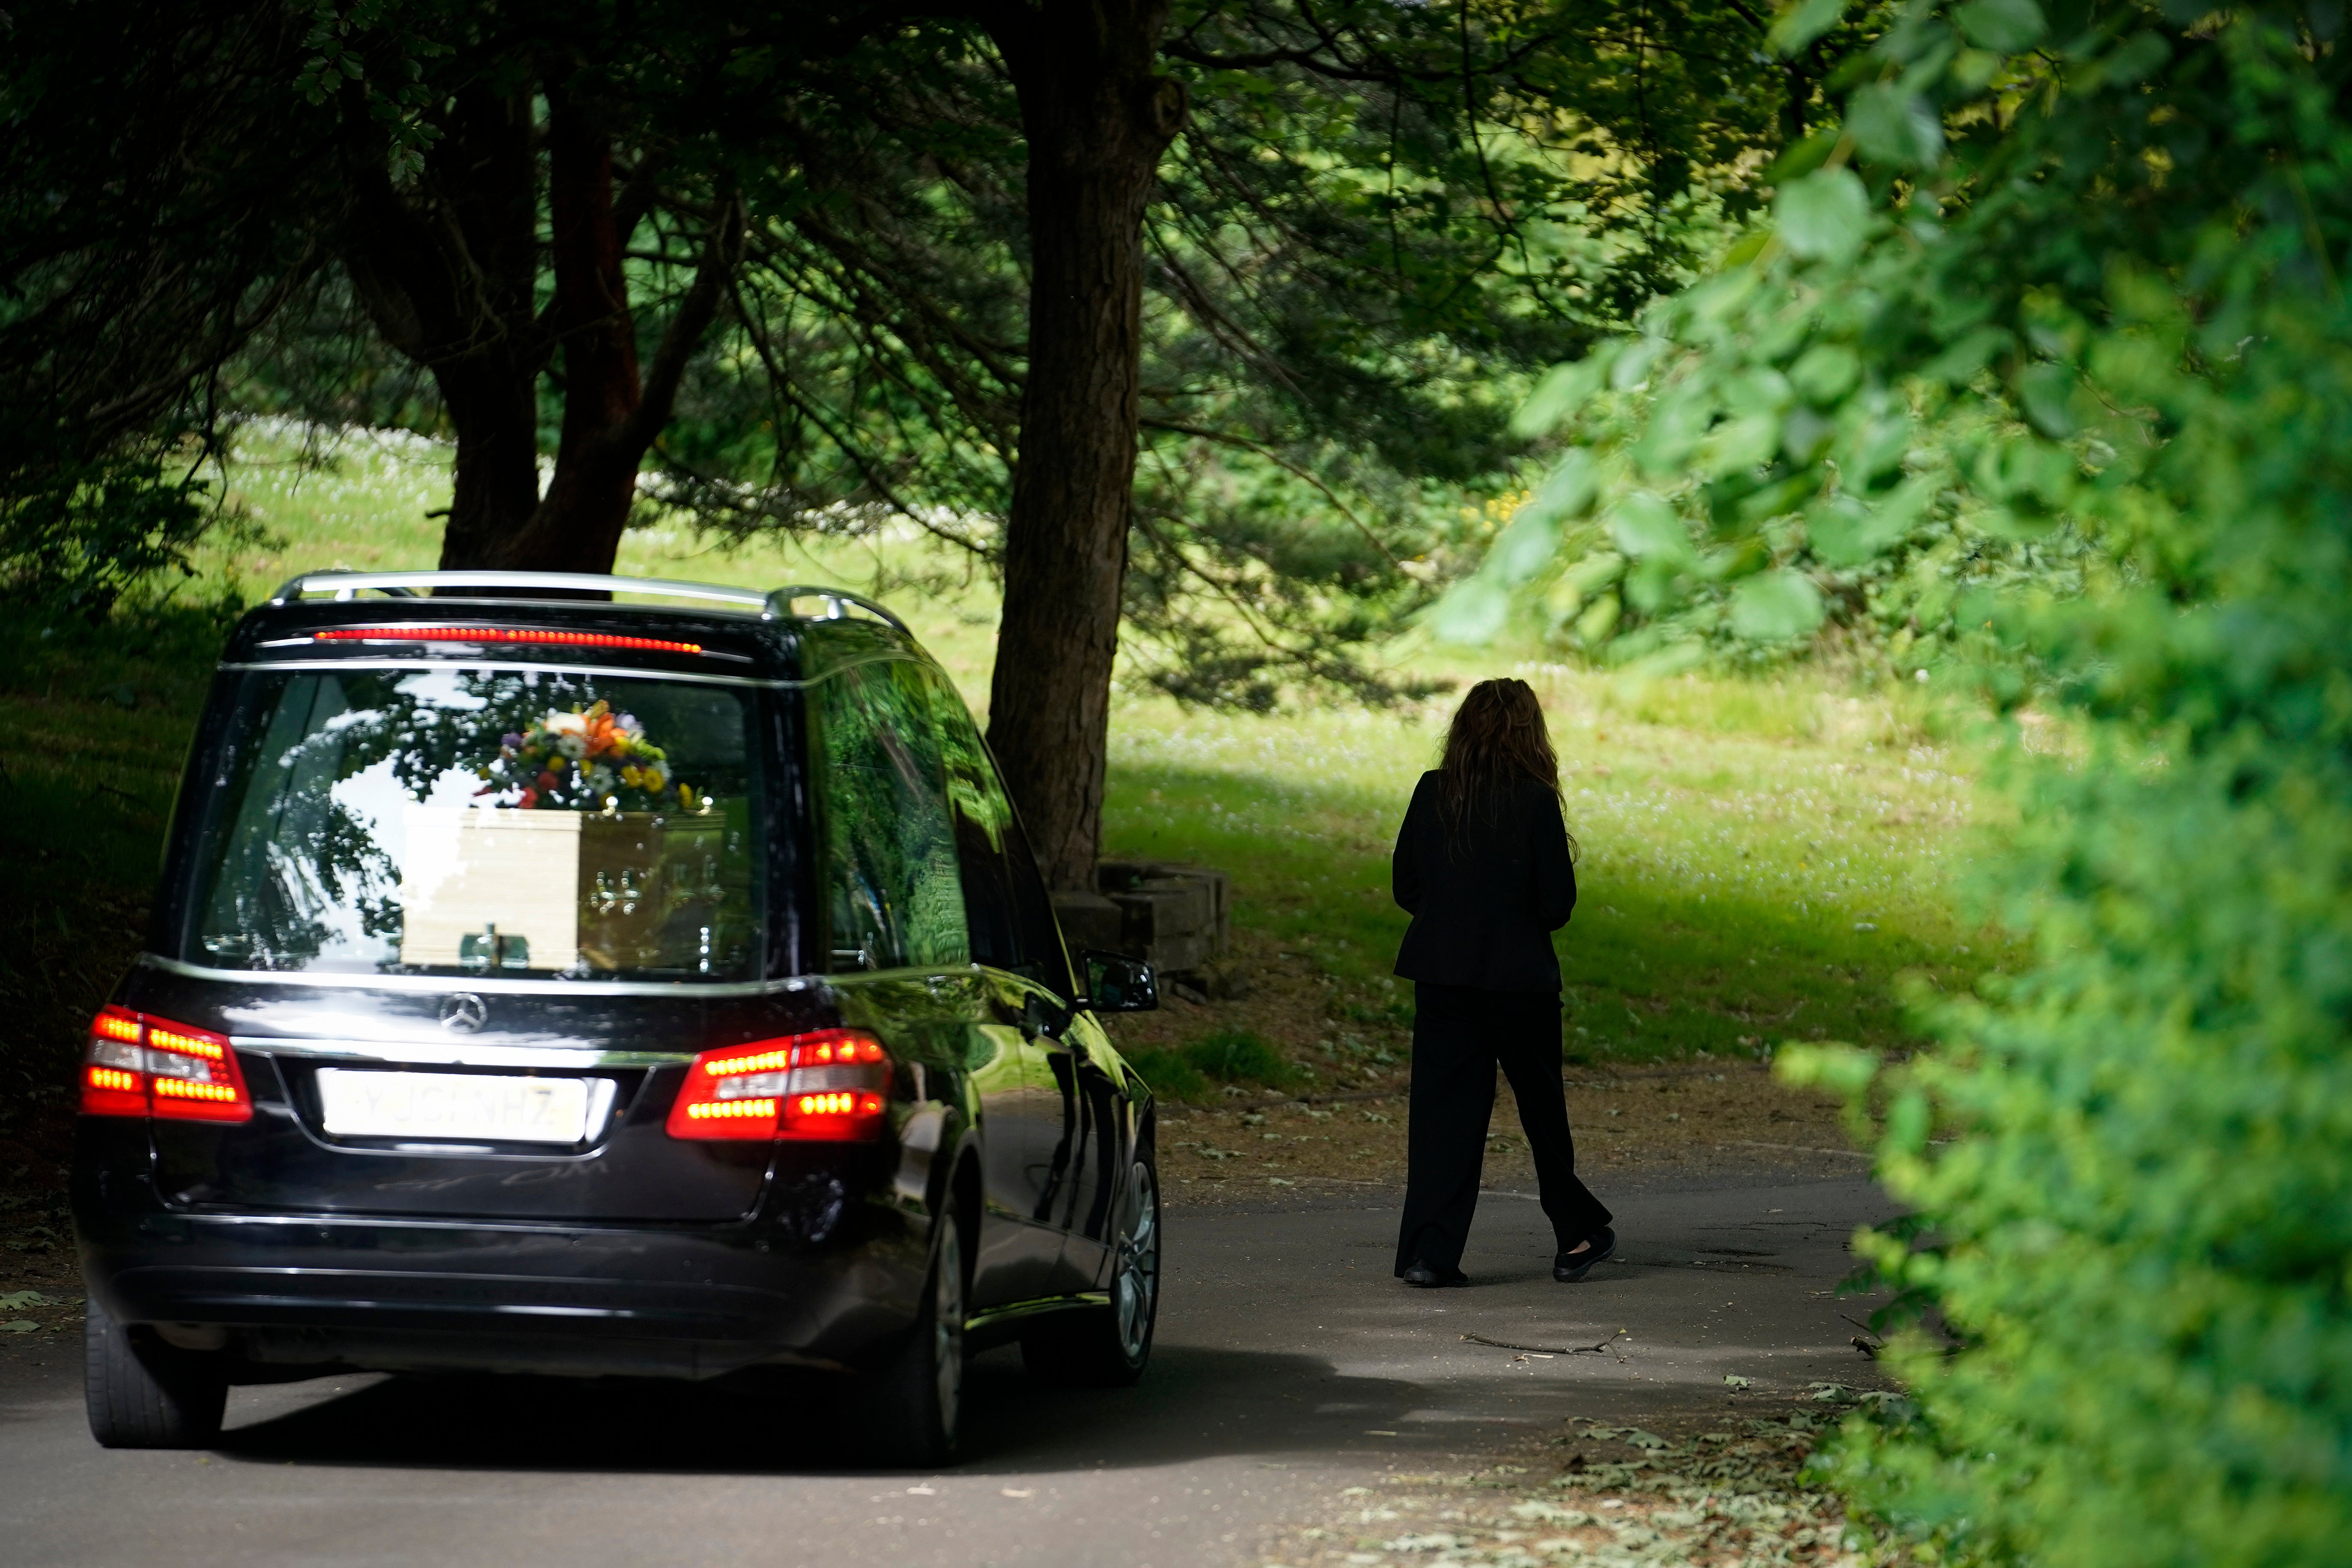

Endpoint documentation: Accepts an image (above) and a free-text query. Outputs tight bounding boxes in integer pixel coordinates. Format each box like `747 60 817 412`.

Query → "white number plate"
316 1069 591 1145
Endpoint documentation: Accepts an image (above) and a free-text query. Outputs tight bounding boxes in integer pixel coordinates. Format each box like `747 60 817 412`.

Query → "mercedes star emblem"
438 993 488 1034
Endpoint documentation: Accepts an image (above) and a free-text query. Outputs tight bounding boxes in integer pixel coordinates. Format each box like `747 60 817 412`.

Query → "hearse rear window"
182 667 761 980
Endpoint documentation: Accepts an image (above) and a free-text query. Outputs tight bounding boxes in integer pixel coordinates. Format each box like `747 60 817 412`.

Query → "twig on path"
1462 1329 1626 1356
1841 1313 1884 1359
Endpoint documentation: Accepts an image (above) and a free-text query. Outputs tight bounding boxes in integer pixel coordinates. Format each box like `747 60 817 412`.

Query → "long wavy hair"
1439 678 1576 854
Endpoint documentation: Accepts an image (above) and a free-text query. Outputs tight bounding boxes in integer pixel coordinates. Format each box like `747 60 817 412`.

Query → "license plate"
315 1069 591 1145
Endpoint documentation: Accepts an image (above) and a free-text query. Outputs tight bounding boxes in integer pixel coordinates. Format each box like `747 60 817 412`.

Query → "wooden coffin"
398 807 730 973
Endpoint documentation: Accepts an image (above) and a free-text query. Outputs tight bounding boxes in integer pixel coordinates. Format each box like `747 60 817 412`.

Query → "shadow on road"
209 1343 1457 1477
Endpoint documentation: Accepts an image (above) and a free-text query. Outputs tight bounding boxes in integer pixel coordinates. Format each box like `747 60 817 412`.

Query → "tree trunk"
488 94 643 573
338 81 545 570
986 2 1186 891
337 78 734 578
434 364 543 571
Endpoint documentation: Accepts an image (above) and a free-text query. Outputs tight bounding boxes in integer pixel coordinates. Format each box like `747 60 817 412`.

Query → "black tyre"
1021 1156 1160 1388
861 1203 967 1466
84 1296 227 1450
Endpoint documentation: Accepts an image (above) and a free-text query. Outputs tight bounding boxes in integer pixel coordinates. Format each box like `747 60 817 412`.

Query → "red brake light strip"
313 627 704 655
667 1030 892 1143
80 1006 253 1124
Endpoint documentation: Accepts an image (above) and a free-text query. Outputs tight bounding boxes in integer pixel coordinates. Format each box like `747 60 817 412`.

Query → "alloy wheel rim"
1113 1161 1160 1362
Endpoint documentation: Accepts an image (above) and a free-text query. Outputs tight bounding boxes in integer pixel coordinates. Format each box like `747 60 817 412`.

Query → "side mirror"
1080 950 1158 1014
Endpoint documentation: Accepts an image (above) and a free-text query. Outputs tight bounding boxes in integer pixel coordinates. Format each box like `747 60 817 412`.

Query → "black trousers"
1394 982 1613 1277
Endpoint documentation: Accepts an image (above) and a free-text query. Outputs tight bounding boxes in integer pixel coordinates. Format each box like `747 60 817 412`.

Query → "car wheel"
862 1203 967 1466
1021 1155 1160 1388
85 1296 227 1450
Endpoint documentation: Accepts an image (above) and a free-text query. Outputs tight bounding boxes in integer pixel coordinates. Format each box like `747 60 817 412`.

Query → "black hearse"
71 571 1161 1463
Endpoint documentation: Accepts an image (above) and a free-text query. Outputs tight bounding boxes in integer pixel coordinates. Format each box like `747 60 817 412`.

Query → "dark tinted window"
924 669 1071 999
183 667 761 979
812 660 967 972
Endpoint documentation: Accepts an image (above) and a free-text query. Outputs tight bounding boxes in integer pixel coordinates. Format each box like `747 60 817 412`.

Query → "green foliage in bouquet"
1466 0 2352 1561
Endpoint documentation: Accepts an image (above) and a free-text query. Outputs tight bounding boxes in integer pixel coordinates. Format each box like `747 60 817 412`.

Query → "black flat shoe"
1553 1227 1616 1283
1400 1260 1468 1288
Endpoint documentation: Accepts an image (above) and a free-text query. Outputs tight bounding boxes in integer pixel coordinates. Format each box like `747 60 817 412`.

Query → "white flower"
543 711 588 736
554 734 588 760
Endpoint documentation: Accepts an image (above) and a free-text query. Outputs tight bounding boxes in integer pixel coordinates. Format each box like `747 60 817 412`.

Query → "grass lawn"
0 425 2017 1258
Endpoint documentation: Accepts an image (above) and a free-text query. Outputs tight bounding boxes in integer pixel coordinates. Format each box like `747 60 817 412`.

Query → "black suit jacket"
1391 771 1577 992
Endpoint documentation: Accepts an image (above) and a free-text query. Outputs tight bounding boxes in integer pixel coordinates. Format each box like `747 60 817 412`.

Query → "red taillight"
666 1030 892 1143
80 1006 252 1124
313 627 704 654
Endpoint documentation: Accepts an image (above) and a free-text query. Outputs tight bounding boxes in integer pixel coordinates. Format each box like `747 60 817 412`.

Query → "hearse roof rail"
270 570 773 612
763 584 912 635
268 570 916 637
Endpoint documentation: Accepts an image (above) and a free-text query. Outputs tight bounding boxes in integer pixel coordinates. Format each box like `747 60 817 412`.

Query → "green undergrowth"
1125 1027 1304 1102
0 602 235 1174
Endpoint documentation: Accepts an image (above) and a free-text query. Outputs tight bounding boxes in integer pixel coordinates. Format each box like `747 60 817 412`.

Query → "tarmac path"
0 1166 1893 1568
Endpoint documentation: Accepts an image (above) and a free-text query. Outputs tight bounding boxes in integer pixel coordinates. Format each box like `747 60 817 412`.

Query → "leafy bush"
0 449 221 615
1477 0 2352 1560
1184 1028 1302 1092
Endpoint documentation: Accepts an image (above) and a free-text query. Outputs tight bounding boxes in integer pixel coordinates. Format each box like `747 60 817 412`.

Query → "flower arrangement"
476 700 700 812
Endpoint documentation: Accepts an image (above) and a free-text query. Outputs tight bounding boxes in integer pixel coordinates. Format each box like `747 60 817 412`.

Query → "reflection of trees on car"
193 670 756 978
812 658 966 973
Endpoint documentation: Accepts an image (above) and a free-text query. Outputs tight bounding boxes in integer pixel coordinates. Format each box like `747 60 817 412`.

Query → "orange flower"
582 701 621 757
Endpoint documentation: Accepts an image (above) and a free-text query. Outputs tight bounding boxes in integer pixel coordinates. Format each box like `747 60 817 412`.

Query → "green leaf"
1723 368 1795 415
2099 30 2172 86
1491 512 1559 584
1512 357 1610 438
1610 492 1695 563
1848 84 1943 169
2017 362 2079 437
1611 336 1669 392
1623 555 1686 613
1808 479 1933 566
1954 0 2047 51
1729 569 1826 640
1720 229 1774 269
1771 0 1851 56
1773 1041 1879 1096
1562 550 1628 598
1775 169 1870 263
1761 129 1842 186
1789 344 1861 405
1635 386 1716 476
1430 577 1511 644
1522 449 1599 524
1696 413 1783 479
1573 591 1621 646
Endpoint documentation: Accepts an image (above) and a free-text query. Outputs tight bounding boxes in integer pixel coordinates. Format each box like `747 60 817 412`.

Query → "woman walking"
1391 678 1613 1287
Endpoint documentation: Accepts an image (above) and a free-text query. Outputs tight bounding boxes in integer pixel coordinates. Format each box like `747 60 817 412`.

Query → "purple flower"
502 732 525 749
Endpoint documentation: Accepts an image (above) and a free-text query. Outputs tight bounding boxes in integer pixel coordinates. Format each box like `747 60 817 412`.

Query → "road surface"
0 1167 1893 1567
